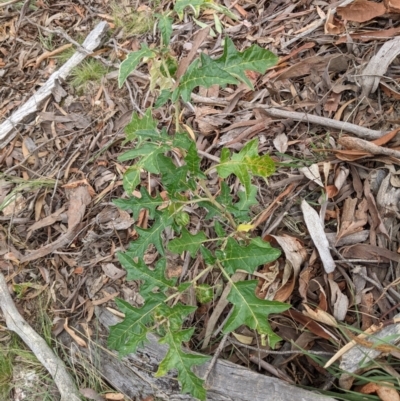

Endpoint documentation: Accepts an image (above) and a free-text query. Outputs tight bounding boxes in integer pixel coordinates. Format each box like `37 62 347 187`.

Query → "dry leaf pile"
2 0 400 400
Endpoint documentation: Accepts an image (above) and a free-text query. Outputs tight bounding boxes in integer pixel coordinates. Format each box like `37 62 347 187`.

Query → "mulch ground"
2 0 400 400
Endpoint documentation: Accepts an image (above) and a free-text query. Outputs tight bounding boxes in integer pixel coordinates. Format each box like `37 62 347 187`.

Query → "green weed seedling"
108 18 288 400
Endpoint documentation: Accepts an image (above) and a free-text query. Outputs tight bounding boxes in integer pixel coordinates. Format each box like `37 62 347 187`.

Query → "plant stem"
199 179 237 229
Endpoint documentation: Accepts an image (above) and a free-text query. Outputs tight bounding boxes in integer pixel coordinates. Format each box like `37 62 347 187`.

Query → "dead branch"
0 21 109 148
0 273 81 401
57 306 336 401
191 93 385 140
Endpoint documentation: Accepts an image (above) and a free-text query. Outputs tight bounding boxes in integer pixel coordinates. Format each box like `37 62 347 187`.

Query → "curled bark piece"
301 200 336 274
0 21 109 148
339 136 400 159
361 36 400 96
0 273 81 401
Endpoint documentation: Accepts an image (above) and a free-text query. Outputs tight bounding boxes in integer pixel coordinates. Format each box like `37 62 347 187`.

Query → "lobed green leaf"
108 295 165 356
156 328 210 400
215 237 281 275
157 14 173 46
211 37 279 88
114 187 164 220
215 139 275 197
167 227 207 257
125 109 158 141
117 255 175 296
127 212 173 257
178 57 237 102
119 45 155 88
223 280 290 348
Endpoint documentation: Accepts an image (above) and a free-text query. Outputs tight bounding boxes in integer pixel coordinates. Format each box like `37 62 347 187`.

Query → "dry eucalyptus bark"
59 307 336 401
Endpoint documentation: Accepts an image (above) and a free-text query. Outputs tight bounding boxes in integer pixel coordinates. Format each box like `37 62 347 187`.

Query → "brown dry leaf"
104 393 124 400
360 292 375 330
275 55 336 81
101 263 126 280
325 164 349 198
337 198 368 241
278 42 315 64
372 127 400 146
336 27 400 44
380 81 400 99
303 304 338 327
2 194 26 216
273 132 288 153
328 279 349 321
101 210 134 230
334 98 357 123
282 310 335 340
231 332 253 345
333 148 373 161
64 318 87 347
80 388 105 401
339 136 400 159
301 200 336 274
21 222 82 263
195 106 224 136
22 137 38 165
65 184 92 228
175 27 210 81
361 36 400 96
34 191 46 221
255 261 280 299
337 0 386 23
27 206 66 238
269 234 307 277
299 164 323 187
341 244 400 262
299 266 313 301
62 178 95 196
357 382 400 401
253 182 297 230
324 92 341 113
92 291 119 306
385 0 400 13
325 9 345 34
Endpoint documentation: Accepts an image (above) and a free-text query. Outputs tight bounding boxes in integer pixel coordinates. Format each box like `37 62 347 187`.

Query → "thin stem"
199 179 237 230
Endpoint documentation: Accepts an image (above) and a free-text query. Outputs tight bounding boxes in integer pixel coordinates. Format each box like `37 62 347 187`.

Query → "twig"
339 136 400 157
190 94 386 140
0 273 81 401
0 0 20 7
249 355 295 384
26 17 92 56
263 108 385 140
197 149 220 162
282 0 355 48
203 333 229 384
0 21 109 148
228 338 333 355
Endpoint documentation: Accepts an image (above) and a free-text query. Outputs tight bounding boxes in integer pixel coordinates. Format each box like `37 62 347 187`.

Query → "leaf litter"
3 0 400 400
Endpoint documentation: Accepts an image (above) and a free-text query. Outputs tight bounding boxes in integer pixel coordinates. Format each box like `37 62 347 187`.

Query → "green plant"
111 2 155 35
0 349 12 399
70 59 108 89
108 22 286 400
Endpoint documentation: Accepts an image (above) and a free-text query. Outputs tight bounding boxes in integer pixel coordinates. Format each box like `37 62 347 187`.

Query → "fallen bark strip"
262 107 385 140
339 136 400 158
0 273 81 401
190 93 386 140
58 306 336 401
0 21 109 148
